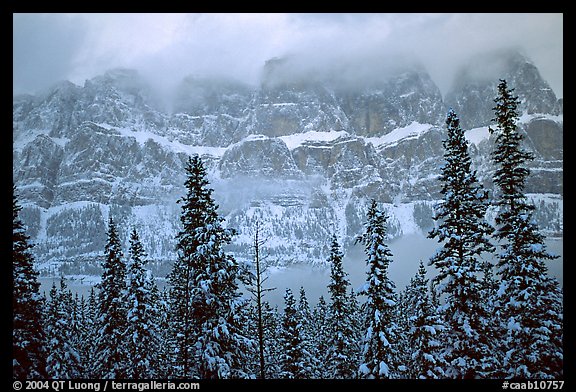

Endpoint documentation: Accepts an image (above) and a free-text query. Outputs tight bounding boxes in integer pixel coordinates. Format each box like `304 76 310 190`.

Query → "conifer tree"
82 288 98 378
13 185 47 379
76 293 93 377
396 285 412 378
428 109 495 378
262 301 282 379
312 295 330 378
156 288 173 379
478 261 501 377
44 278 82 378
296 287 319 378
406 262 446 379
168 155 249 378
246 220 275 379
92 217 128 378
489 80 563 378
326 235 358 378
357 200 398 379
279 288 307 379
122 228 162 378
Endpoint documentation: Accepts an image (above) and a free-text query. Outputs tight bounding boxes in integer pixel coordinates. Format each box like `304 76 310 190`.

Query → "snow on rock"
12 60 563 274
465 126 491 146
279 130 350 150
366 122 434 148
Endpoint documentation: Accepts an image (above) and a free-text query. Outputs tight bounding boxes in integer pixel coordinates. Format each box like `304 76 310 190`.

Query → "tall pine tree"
489 80 563 378
296 287 319 378
44 278 82 379
405 262 446 379
428 109 495 378
122 228 162 378
246 220 276 379
278 288 308 379
92 217 128 378
76 293 93 378
357 200 398 379
168 155 249 378
326 235 358 379
13 185 47 379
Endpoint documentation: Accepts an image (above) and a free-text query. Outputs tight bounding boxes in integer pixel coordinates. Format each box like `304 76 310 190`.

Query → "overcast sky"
13 13 563 97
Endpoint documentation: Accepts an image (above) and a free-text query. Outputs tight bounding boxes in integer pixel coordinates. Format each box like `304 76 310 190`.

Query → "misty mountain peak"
13 49 562 269
445 48 560 129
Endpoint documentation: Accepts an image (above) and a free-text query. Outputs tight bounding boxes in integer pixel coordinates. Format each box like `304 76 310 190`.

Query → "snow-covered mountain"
13 50 563 275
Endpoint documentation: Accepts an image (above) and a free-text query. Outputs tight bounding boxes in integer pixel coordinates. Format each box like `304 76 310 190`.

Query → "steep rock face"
219 136 302 179
247 83 349 137
445 50 561 129
337 69 445 136
524 118 563 161
378 126 445 202
171 77 254 146
523 118 563 195
14 134 65 208
12 52 563 272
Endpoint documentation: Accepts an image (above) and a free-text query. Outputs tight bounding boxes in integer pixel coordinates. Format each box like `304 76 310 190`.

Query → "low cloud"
13 13 563 97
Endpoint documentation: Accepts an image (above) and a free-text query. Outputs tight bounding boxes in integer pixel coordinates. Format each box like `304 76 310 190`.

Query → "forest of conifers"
13 80 562 380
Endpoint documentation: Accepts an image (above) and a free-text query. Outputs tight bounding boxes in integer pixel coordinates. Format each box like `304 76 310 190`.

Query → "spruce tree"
489 79 563 378
93 217 128 378
326 235 358 378
478 261 501 377
262 301 282 379
122 228 162 378
76 293 93 377
156 288 173 379
13 185 47 379
312 295 330 378
357 200 398 379
246 220 275 379
406 262 446 379
44 278 82 378
279 288 307 379
296 287 319 378
396 284 412 378
82 288 98 378
428 109 495 378
168 155 248 378
70 293 84 371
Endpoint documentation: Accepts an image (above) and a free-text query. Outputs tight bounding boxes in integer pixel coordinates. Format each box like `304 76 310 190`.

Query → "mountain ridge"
13 49 563 275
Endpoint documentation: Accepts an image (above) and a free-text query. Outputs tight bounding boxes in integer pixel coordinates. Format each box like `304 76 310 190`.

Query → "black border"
7 6 570 389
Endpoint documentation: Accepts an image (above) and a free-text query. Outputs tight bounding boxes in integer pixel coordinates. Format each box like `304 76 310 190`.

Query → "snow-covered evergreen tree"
326 235 358 379
13 185 47 379
478 260 501 377
296 287 320 378
92 217 128 378
168 155 249 378
245 220 276 379
405 262 446 379
489 80 563 378
262 301 282 379
312 295 330 378
156 288 173 379
44 278 82 378
75 292 94 378
122 228 162 378
428 109 495 378
279 288 308 379
70 293 85 371
356 199 398 379
395 284 412 378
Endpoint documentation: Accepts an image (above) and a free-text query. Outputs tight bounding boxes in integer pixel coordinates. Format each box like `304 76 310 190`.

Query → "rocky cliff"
13 49 563 274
